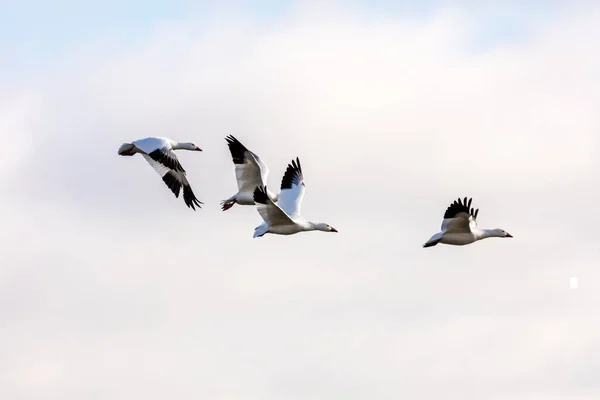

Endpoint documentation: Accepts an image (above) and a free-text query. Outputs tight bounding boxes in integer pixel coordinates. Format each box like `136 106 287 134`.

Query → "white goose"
221 135 278 211
118 137 203 210
253 157 338 238
423 197 512 247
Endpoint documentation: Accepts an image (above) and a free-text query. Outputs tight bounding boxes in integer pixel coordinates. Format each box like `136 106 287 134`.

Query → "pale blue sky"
1 0 573 81
1 0 200 77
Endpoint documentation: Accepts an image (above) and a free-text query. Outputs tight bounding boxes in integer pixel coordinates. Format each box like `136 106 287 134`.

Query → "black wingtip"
225 135 248 164
162 171 182 198
443 197 478 220
182 183 203 210
253 185 269 204
161 171 202 210
280 157 304 190
293 157 302 173
224 135 238 145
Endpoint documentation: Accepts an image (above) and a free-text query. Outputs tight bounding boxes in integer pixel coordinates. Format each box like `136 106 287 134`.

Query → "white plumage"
252 157 338 238
423 197 512 247
221 135 278 211
118 136 203 210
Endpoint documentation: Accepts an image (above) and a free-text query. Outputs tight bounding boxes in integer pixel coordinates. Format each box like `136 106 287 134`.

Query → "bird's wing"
253 185 294 226
225 135 269 193
441 213 473 233
133 137 185 172
440 197 479 233
277 157 305 218
141 154 202 210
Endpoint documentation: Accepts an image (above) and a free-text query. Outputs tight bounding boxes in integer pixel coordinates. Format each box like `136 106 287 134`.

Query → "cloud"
1 3 599 399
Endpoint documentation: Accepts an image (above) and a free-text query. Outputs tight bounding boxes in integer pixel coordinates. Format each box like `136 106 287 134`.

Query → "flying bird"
221 135 278 211
252 157 338 238
423 197 512 247
118 137 203 210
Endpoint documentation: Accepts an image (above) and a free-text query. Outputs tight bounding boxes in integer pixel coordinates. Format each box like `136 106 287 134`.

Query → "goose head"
491 228 513 238
314 223 338 233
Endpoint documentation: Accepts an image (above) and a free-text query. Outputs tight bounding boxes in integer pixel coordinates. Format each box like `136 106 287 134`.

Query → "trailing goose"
252 157 337 238
221 135 278 211
423 197 512 247
118 137 203 210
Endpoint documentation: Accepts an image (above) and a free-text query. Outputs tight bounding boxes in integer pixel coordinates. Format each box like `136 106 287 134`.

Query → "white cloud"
1 3 599 399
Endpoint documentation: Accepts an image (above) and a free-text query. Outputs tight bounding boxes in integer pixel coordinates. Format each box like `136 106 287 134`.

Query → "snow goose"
252 157 338 238
423 197 512 247
118 137 203 210
221 135 278 211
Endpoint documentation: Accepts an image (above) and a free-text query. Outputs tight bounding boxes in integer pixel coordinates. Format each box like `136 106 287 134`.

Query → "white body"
425 228 493 246
423 198 512 247
132 137 175 154
252 158 337 238
254 219 322 237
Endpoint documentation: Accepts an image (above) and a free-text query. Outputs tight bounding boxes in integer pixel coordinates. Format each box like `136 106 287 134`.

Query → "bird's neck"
477 229 500 239
305 221 325 232
172 142 195 150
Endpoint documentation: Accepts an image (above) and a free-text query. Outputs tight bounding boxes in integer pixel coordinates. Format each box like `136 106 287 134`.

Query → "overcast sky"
1 1 599 399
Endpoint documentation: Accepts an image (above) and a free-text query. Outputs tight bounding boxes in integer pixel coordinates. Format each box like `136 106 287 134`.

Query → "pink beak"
331 227 338 232
506 232 513 238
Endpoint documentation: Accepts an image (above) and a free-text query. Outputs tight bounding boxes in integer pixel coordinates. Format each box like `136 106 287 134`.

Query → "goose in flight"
118 137 203 210
221 135 278 211
252 157 337 238
423 197 512 247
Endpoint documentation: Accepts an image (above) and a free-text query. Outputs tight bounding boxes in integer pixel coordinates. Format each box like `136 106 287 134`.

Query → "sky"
1 1 600 399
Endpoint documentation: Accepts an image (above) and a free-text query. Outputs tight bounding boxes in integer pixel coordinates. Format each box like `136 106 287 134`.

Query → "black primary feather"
253 186 269 204
148 148 185 172
182 182 203 210
162 171 182 198
225 135 249 165
280 157 304 190
162 171 202 210
443 197 479 220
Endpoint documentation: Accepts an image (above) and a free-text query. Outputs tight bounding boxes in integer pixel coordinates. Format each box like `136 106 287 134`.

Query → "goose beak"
330 227 338 232
195 146 202 151
506 232 513 238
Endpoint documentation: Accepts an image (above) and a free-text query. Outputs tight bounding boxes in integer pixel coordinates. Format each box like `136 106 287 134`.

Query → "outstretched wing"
253 186 294 226
225 135 269 193
141 154 203 210
277 157 305 218
441 197 479 233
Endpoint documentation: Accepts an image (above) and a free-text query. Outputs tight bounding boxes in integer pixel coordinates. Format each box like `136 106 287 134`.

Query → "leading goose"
118 136 203 210
221 135 278 211
423 197 512 247
252 157 337 238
